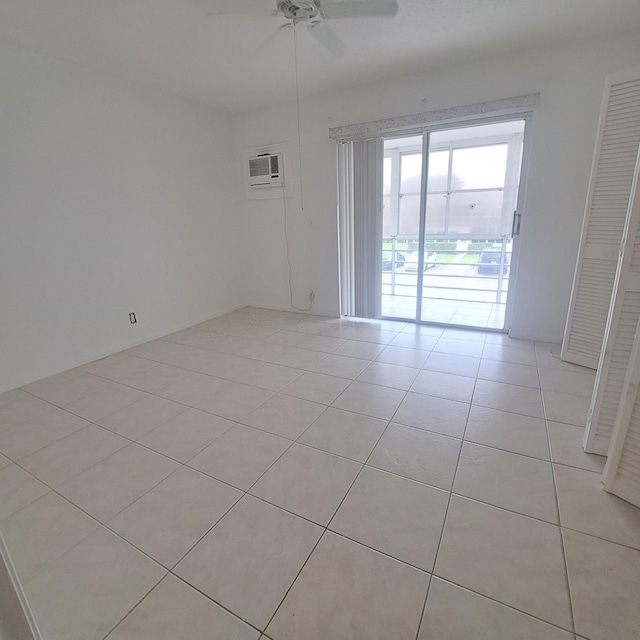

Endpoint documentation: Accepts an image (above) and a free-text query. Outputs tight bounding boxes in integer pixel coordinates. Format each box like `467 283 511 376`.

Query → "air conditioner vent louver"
249 157 269 177
248 153 283 188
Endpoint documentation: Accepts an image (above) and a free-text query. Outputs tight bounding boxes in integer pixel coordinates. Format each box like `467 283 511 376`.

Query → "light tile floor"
1 307 639 640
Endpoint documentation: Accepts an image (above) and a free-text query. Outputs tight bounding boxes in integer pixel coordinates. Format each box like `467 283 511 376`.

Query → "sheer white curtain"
337 137 383 318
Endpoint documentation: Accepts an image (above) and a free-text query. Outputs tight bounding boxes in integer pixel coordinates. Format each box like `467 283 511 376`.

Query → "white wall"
3 32 640 394
232 32 640 341
0 42 242 393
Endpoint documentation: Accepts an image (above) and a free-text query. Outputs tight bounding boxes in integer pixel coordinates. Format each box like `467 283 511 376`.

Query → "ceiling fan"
206 1 399 55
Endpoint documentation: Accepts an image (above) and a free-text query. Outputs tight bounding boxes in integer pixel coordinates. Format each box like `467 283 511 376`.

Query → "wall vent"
248 153 283 189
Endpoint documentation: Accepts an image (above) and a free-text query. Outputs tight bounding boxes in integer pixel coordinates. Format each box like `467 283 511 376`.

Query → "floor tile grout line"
549 458 606 474
324 395 404 525
5 397 244 492
99 569 172 640
21 338 558 433
4 467 171 590
426 575 578 635
154 322 424 359
260 528 328 635
461 435 550 463
22 371 286 443
6 342 597 495
48 440 181 514
444 492 560 528
458 437 551 464
162 490 249 573
1 405 260 587
157 379 380 575
23 411 232 521
5 486 571 639
470 397 545 421
322 528 432 575
555 523 640 553
163 434 306 575
413 377 476 640
258 387 411 636
9 425 636 610
8 343 556 496
284 377 439 636
5 424 131 489
214 376 406 633
84 349 317 394
5 400 200 491
7 456 264 636
142 571 265 638
0 419 91 468
536 345 578 636
102 457 239 525
1 312 608 638
11 380 424 495
19 385 147 429
76 339 394 401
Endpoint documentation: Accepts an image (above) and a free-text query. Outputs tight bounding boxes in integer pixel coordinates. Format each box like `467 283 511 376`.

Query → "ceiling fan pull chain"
292 20 305 212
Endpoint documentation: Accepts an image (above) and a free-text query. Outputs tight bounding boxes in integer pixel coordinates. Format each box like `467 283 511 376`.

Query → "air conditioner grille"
249 157 271 177
245 149 284 195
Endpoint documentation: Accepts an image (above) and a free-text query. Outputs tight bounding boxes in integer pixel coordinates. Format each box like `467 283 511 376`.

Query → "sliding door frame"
377 112 533 332
415 132 430 323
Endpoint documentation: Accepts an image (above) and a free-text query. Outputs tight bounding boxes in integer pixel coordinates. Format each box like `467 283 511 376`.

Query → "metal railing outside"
382 237 511 305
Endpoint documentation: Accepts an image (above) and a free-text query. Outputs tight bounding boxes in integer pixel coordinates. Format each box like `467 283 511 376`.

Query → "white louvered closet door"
602 155 640 506
603 329 640 508
562 66 640 369
586 148 640 454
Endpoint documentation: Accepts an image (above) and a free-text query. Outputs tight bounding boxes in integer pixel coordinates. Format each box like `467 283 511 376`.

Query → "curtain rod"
329 93 541 141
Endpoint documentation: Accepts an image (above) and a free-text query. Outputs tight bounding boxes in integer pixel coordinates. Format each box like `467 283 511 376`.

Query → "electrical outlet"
129 312 137 324
309 290 315 301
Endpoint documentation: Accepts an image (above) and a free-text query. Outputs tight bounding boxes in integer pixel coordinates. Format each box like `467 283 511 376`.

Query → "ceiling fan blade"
206 0 276 16
307 21 346 55
251 23 291 56
321 1 399 19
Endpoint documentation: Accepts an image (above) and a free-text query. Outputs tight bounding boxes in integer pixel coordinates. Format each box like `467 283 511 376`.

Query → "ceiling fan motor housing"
278 1 321 21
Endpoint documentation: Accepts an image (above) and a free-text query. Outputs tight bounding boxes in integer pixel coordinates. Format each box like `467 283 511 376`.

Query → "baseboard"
243 301 338 318
4 301 246 394
0 532 41 639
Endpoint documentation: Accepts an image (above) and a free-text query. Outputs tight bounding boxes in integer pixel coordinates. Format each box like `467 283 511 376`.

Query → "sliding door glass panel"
424 194 447 235
381 121 525 331
421 121 524 329
448 191 505 236
451 144 508 189
381 137 423 320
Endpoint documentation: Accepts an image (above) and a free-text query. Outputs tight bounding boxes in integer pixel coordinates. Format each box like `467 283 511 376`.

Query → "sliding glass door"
381 119 526 330
382 135 423 320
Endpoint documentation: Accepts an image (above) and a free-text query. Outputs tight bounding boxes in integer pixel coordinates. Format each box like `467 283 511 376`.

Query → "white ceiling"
1 0 639 113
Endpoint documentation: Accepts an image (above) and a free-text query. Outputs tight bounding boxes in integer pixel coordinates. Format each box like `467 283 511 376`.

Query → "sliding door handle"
511 211 522 236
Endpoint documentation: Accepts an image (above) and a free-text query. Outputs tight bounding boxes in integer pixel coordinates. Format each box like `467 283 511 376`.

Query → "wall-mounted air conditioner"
248 153 283 189
243 143 291 200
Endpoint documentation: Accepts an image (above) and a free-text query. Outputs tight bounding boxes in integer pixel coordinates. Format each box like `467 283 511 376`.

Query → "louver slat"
588 290 640 453
584 149 640 455
562 68 640 370
601 144 640 506
604 332 640 507
613 402 640 503
565 259 618 364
